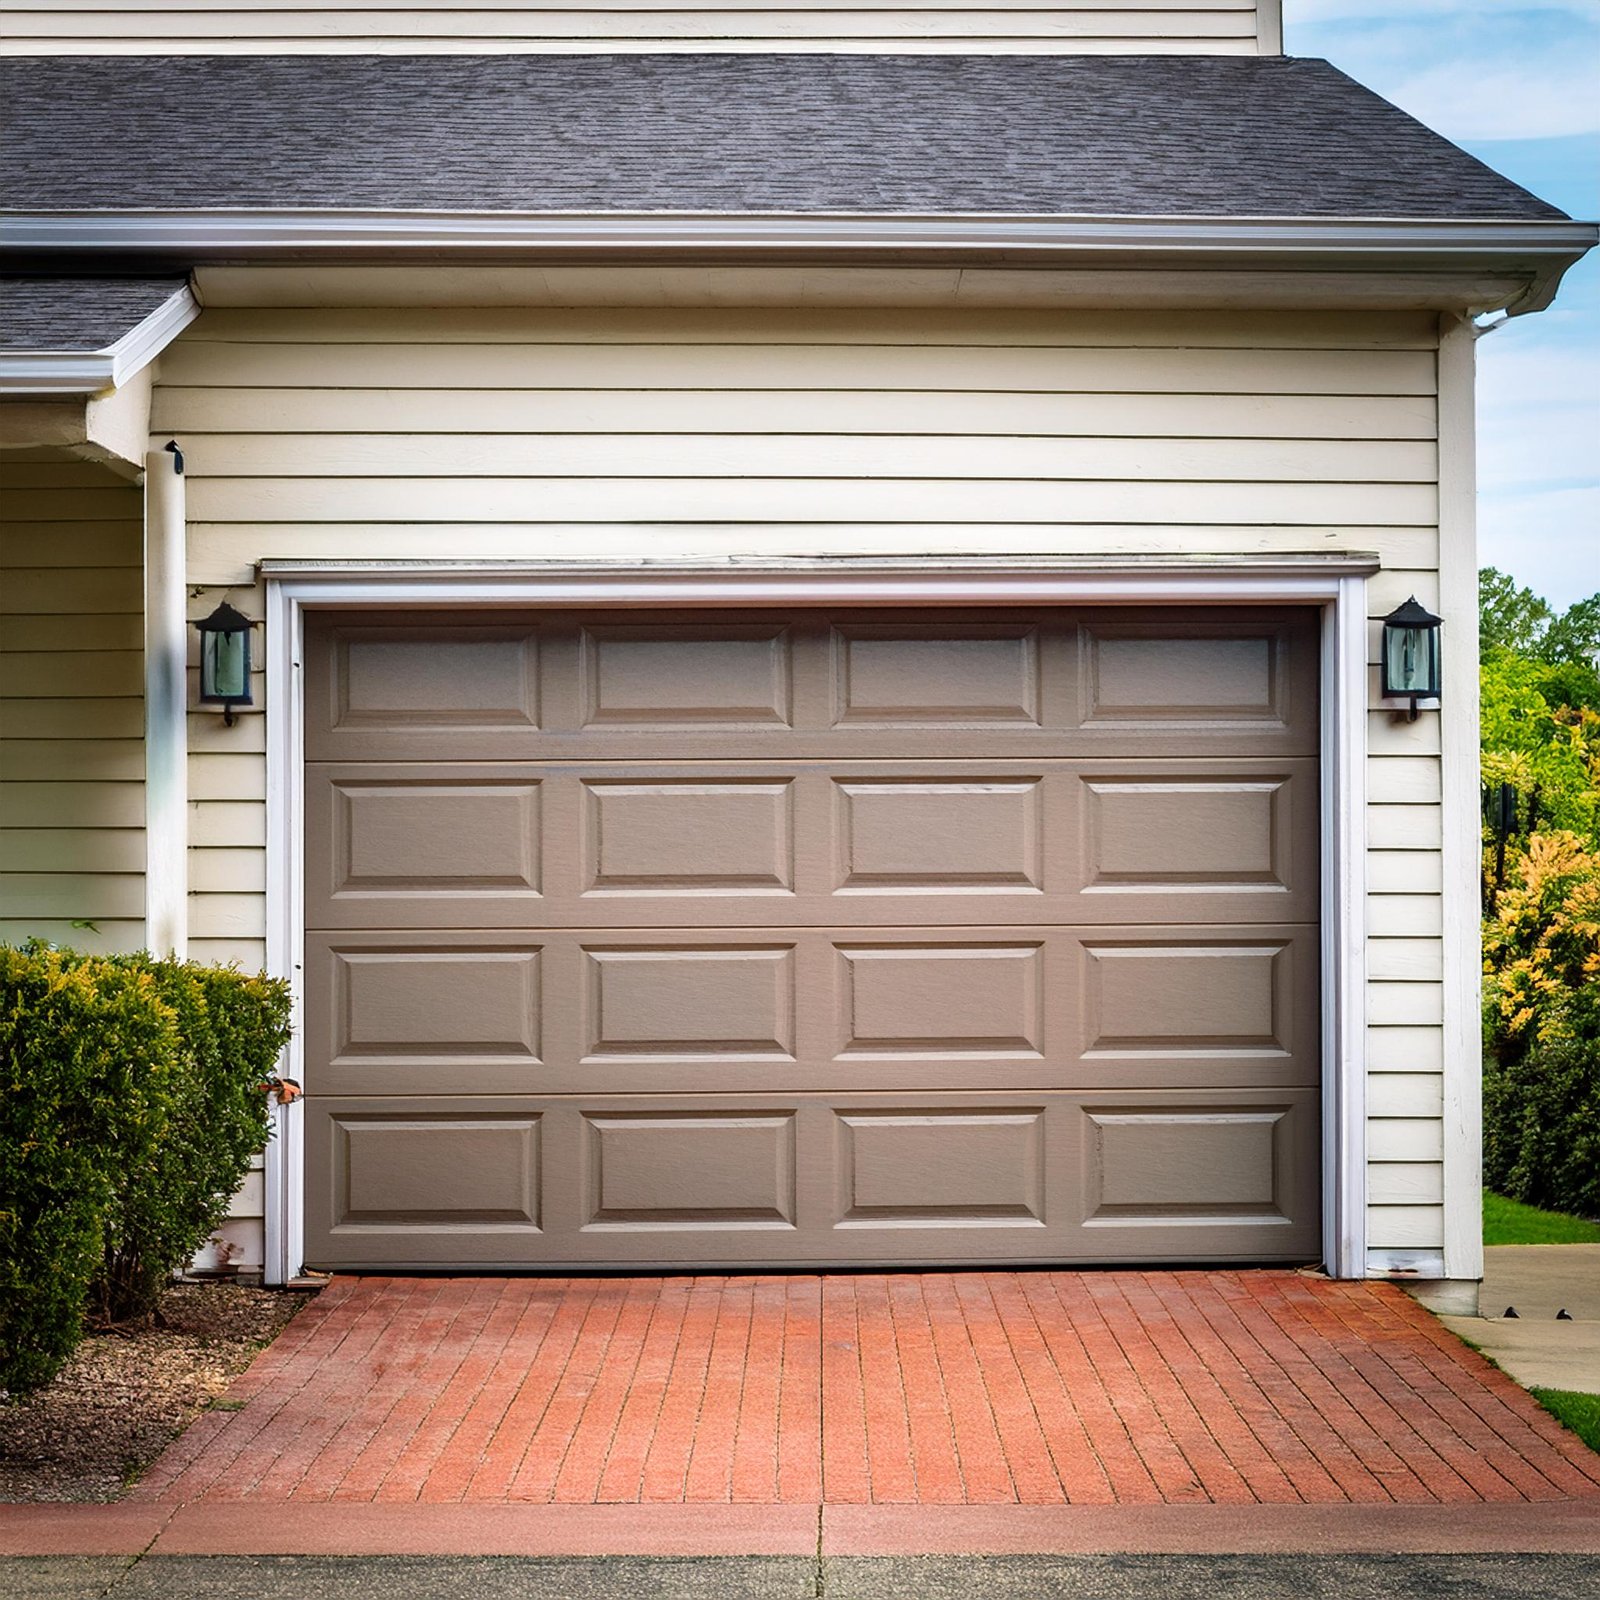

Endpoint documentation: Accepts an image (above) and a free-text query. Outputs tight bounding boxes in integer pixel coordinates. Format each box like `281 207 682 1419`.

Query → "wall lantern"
1380 595 1443 720
195 602 255 725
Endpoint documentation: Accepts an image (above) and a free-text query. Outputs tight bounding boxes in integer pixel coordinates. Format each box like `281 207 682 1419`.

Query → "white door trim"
261 559 1370 1286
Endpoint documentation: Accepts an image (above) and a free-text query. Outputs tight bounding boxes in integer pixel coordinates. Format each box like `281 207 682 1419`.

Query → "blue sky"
1284 2 1600 609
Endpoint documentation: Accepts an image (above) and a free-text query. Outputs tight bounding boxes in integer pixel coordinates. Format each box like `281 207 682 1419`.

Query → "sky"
1284 1 1600 610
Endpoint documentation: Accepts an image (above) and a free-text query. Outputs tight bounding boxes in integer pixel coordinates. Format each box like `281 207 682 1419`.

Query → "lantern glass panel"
1384 621 1439 697
205 628 250 700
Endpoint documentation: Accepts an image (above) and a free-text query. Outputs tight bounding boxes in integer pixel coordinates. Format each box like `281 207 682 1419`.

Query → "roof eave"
0 281 201 396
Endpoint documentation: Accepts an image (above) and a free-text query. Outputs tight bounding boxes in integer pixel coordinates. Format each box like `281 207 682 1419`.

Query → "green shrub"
0 944 293 1395
92 955 294 1325
1485 1025 1600 1222
0 946 179 1394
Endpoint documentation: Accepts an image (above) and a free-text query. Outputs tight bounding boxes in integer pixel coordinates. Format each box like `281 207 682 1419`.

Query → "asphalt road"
6 1553 1600 1599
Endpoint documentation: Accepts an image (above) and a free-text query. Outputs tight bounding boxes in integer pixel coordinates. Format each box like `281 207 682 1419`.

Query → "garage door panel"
305 619 542 760
1080 770 1313 908
582 1112 798 1229
584 777 795 894
1081 937 1297 1058
582 944 798 1062
308 758 1316 928
1077 615 1313 735
326 776 543 897
835 941 1045 1059
308 940 545 1095
305 608 1318 761
836 776 1043 893
307 927 1316 1097
303 1091 1318 1268
317 1109 543 1231
578 620 797 730
834 1108 1047 1227
1078 1092 1320 1254
831 620 1045 726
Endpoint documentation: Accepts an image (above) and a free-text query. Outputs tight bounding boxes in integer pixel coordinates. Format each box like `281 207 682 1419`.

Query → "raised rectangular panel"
1083 1106 1289 1218
333 628 538 730
1083 777 1287 890
1083 940 1288 1055
583 1113 795 1227
333 780 540 895
330 946 541 1064
584 945 795 1059
833 624 1040 725
1080 623 1287 728
580 624 792 727
332 1114 540 1228
584 779 793 893
837 942 1043 1057
835 1109 1045 1226
835 778 1041 892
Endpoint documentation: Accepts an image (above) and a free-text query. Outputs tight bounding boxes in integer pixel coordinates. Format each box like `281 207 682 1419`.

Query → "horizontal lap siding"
153 302 1443 1259
0 456 145 955
0 2 1267 54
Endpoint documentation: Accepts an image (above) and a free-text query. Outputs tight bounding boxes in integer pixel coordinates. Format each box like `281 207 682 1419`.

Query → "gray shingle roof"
0 274 188 351
0 53 1566 220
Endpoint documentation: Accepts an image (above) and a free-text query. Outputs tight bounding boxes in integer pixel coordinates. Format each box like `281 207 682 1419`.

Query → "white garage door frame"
260 556 1375 1286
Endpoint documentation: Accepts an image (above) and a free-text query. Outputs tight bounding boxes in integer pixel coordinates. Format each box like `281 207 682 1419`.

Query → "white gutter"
3 213 1590 324
0 283 201 396
4 210 1592 260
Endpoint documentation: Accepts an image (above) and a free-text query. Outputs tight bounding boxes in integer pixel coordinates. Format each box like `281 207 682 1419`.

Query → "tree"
1480 567 1600 666
1479 571 1600 911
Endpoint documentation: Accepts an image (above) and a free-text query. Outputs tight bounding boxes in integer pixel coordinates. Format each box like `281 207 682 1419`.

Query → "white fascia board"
0 283 200 396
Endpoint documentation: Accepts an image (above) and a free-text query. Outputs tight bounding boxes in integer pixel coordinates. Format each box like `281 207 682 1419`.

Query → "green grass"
1483 1190 1600 1245
1529 1389 1600 1456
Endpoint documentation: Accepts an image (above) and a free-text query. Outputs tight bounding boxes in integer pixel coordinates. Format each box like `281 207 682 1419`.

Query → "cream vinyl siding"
150 301 1446 1257
0 454 145 953
0 0 1274 55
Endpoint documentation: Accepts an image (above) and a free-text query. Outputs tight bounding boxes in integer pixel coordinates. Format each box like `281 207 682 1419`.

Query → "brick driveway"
132 1272 1600 1508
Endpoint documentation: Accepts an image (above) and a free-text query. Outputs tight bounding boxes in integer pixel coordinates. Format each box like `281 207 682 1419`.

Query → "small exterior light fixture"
196 601 254 725
1380 596 1443 720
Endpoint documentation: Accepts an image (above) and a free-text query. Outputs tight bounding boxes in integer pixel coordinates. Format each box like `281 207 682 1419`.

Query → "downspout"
144 440 188 958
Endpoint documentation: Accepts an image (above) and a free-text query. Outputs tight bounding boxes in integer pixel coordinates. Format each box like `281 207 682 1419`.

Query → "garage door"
302 607 1320 1269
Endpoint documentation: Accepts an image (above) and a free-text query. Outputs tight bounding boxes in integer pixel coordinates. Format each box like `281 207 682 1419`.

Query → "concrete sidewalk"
1440 1245 1600 1393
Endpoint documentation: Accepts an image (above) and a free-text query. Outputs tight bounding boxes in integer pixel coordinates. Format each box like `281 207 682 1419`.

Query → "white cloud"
1285 5 1600 140
1290 1 1598 19
1379 55 1600 141
1479 485 1600 609
1478 340 1600 497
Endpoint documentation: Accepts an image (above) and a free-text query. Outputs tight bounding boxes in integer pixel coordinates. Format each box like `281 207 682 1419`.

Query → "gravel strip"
0 1284 305 1502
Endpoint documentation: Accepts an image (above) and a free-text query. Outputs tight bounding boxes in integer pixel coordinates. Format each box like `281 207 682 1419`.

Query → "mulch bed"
0 1282 306 1502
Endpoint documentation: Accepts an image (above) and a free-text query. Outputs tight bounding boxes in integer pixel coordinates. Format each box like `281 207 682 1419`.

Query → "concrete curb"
6 1500 1600 1558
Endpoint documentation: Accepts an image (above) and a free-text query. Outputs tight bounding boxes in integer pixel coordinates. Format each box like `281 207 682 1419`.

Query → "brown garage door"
302 607 1320 1270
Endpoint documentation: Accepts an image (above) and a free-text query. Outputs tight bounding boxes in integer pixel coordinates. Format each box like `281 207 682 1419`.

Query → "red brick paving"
128 1271 1600 1508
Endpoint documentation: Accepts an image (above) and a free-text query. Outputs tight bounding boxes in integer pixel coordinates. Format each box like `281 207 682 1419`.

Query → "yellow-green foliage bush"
1482 833 1600 1218
0 944 292 1395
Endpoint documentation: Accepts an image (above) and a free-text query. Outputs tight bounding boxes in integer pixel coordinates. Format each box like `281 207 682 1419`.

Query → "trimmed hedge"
0 943 292 1395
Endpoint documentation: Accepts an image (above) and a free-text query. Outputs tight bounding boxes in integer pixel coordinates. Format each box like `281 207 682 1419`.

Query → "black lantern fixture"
1380 595 1443 720
196 602 254 725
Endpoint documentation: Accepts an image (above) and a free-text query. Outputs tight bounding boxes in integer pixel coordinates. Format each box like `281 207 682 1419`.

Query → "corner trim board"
1436 313 1484 1285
